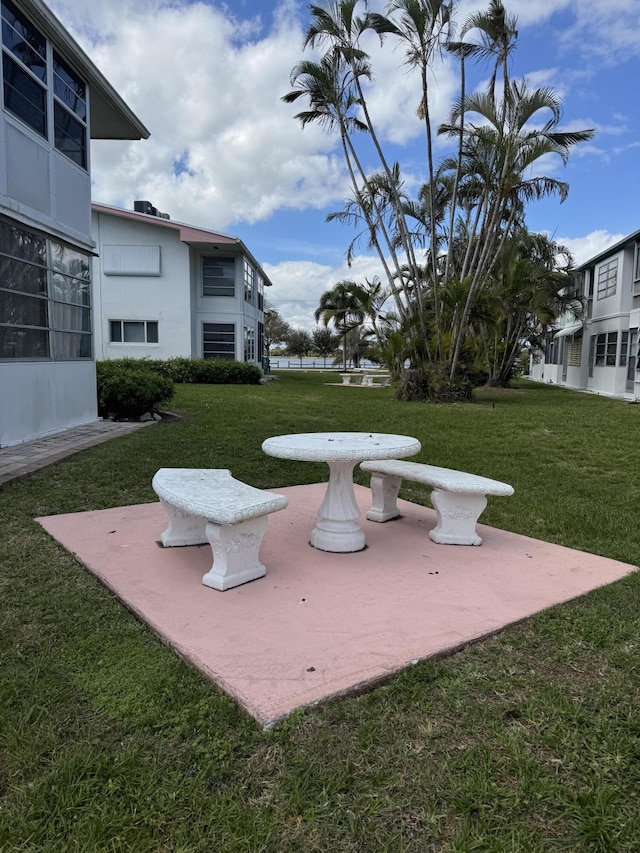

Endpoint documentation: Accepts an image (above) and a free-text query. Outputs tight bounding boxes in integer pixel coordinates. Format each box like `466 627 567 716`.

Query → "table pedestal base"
310 460 366 553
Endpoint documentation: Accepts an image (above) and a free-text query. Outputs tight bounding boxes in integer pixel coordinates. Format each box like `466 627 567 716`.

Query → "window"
1 0 46 137
110 320 158 344
594 331 619 367
620 331 629 368
244 325 255 362
53 52 86 168
597 258 618 299
0 218 91 360
634 244 640 282
1 2 88 168
203 322 234 359
202 256 235 297
257 272 264 311
244 259 254 303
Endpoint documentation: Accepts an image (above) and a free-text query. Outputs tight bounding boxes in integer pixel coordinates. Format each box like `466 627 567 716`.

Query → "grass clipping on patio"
1 374 638 852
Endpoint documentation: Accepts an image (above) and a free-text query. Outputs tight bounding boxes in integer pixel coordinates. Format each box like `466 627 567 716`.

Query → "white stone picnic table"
261 432 421 553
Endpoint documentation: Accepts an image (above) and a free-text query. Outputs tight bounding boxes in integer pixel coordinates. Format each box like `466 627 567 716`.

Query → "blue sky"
50 0 640 328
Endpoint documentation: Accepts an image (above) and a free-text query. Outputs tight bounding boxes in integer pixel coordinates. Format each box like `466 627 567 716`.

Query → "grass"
1 372 639 851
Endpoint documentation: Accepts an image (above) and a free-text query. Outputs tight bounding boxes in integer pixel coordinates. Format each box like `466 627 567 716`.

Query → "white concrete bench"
340 373 390 387
360 460 514 545
340 373 364 385
361 374 390 387
152 468 289 590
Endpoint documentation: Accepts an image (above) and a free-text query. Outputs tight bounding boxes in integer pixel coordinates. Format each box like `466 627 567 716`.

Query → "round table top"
261 431 421 463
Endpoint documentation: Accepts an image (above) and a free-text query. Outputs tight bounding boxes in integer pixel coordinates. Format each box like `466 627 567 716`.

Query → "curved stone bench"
360 460 514 546
152 468 289 590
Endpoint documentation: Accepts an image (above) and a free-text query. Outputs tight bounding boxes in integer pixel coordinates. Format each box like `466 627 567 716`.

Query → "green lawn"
1 373 638 852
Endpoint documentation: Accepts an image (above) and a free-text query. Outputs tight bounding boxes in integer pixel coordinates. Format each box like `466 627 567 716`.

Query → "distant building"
530 229 640 401
91 202 269 365
0 0 148 446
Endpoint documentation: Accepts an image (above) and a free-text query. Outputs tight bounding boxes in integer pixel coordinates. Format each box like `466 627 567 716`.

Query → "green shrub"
142 357 262 385
96 361 174 420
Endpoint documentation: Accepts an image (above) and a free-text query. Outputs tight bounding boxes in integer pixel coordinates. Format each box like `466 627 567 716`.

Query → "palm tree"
304 2 423 303
478 231 584 386
439 79 594 379
368 0 454 356
315 280 366 370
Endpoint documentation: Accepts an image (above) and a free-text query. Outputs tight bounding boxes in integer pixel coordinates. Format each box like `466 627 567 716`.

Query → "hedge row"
137 357 262 385
96 357 262 420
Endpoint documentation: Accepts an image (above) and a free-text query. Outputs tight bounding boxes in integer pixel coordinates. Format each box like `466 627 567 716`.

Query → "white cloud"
264 253 389 330
559 230 626 265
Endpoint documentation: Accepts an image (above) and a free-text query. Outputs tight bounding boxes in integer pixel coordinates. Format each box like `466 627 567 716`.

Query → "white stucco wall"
0 361 97 447
92 212 193 360
92 209 264 364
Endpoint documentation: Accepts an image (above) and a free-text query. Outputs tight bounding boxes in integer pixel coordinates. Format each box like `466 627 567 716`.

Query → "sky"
49 0 640 330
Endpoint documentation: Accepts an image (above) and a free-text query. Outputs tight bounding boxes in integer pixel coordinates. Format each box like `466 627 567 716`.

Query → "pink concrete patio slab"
37 484 636 729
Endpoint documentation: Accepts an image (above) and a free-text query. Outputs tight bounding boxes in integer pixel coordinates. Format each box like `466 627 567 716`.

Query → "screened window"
595 334 606 366
605 331 618 366
203 256 235 297
0 218 91 360
597 258 618 299
203 322 234 360
110 320 158 344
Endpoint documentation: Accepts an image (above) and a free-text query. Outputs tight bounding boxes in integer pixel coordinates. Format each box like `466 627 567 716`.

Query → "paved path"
0 420 152 488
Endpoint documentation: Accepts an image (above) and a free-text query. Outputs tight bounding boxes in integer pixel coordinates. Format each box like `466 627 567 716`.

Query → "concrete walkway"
0 420 152 488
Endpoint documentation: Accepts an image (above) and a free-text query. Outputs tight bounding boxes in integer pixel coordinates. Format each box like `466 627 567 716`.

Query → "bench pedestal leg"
159 501 207 546
366 474 402 522
202 517 268 591
429 489 486 546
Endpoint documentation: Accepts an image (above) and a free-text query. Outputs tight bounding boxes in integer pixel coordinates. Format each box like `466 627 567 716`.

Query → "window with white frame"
594 331 618 367
244 325 255 362
257 272 264 311
1 1 88 169
0 218 91 359
244 258 254 303
202 256 235 297
109 320 158 344
596 258 618 299
203 322 234 359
